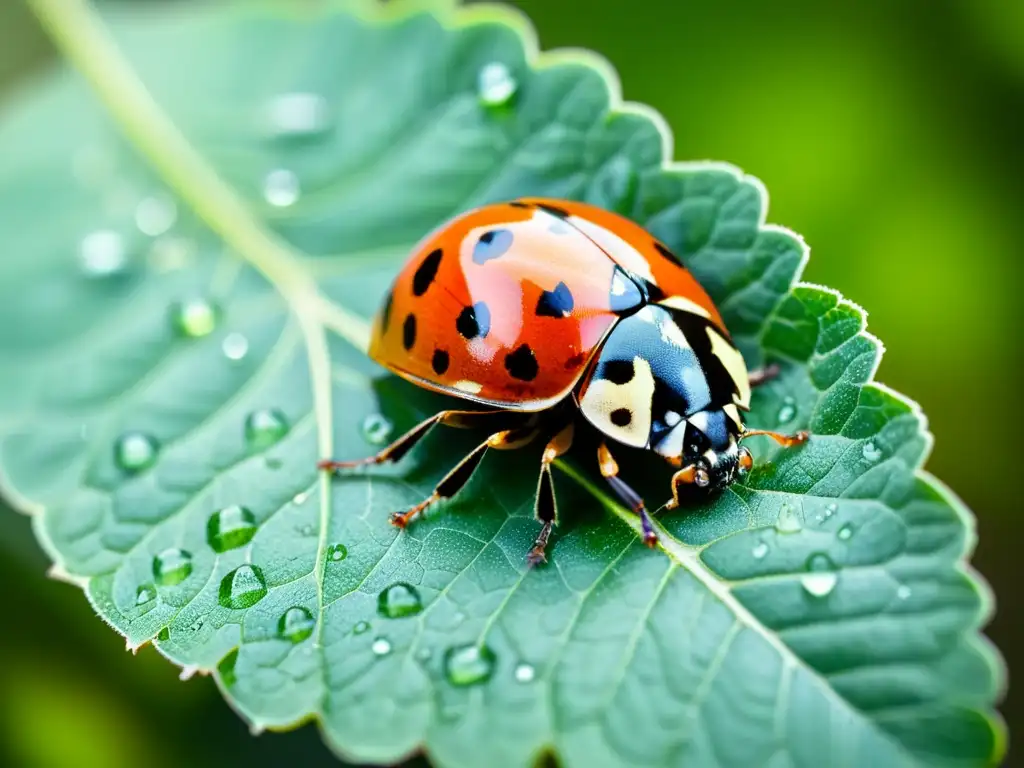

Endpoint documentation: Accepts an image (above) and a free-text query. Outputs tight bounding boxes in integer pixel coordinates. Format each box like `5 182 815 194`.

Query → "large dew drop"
79 230 127 277
218 565 268 609
278 606 316 644
377 582 423 619
152 548 193 587
514 663 535 683
751 541 769 560
800 553 838 598
170 299 218 338
444 643 496 687
775 503 803 534
221 333 249 361
777 397 797 425
206 505 257 553
114 431 159 474
244 409 290 451
371 637 392 656
263 169 300 207
477 62 517 107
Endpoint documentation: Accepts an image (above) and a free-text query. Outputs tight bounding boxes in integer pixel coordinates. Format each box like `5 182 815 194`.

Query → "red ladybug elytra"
320 198 807 563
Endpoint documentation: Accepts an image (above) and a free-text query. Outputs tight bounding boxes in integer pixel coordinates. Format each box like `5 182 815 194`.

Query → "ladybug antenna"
664 463 710 510
739 428 810 449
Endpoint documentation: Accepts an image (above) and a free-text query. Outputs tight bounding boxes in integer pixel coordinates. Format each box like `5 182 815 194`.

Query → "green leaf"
0 1 1005 766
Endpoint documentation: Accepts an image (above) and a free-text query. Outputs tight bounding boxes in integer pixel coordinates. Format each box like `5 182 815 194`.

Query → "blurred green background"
0 0 1018 764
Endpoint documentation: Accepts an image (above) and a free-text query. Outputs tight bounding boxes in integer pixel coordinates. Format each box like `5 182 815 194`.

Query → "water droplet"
79 230 127 277
221 332 249 361
801 553 838 598
477 62 517 107
361 413 394 446
896 585 912 600
837 524 854 541
265 92 331 138
775 503 803 534
371 637 392 656
206 505 257 552
777 397 797 425
244 408 290 451
327 543 348 562
157 627 170 642
278 606 315 643
353 620 371 635
514 662 535 683
135 584 156 605
751 541 769 560
114 431 159 474
444 643 496 687
292 490 310 505
218 565 268 609
862 441 883 463
135 195 177 236
152 548 193 587
378 582 423 619
170 298 218 338
263 169 300 207
825 503 838 517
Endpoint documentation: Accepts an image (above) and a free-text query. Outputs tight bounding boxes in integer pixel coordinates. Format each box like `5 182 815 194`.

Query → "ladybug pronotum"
319 198 807 564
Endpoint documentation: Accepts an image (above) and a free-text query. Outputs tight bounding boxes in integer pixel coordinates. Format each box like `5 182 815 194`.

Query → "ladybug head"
653 407 753 502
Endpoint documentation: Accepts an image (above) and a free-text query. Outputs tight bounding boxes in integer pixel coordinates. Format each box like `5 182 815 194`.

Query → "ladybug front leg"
596 442 658 548
748 363 781 388
526 423 575 566
317 409 514 472
388 426 539 529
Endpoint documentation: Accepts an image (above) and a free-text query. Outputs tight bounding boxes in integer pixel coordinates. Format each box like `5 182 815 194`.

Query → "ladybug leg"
317 409 514 471
527 423 575 566
739 428 809 448
389 426 539 529
596 442 658 548
748 363 781 388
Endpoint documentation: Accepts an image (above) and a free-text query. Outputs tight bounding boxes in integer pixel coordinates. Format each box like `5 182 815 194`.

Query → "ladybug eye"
738 447 753 474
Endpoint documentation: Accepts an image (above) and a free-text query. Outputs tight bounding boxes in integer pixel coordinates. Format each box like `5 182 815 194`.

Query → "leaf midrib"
24 0 921 763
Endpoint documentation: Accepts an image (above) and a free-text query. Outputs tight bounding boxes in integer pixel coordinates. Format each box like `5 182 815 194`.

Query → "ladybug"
319 198 807 564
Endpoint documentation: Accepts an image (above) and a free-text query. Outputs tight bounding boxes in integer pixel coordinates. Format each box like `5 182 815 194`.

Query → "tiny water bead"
152 548 193 587
79 230 127 277
244 408 290 451
135 584 156 605
221 332 250 361
801 553 838 598
278 606 316 644
371 637 392 656
751 541 769 560
265 92 332 138
292 490 310 505
897 585 912 600
353 620 371 635
170 298 218 338
837 524 855 541
378 582 423 619
207 505 258 553
135 195 177 237
777 397 797 425
327 543 348 563
514 663 535 683
361 413 394 446
444 643 496 687
862 441 883 463
114 431 160 474
263 168 300 207
477 62 517 107
775 503 803 534
219 565 268 609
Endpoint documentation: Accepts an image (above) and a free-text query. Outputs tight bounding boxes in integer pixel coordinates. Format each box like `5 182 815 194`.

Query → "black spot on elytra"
601 359 635 385
402 314 416 350
504 344 538 382
431 349 450 375
653 240 684 267
473 229 513 264
537 202 570 219
535 281 575 318
456 302 491 339
412 248 442 296
610 408 632 427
